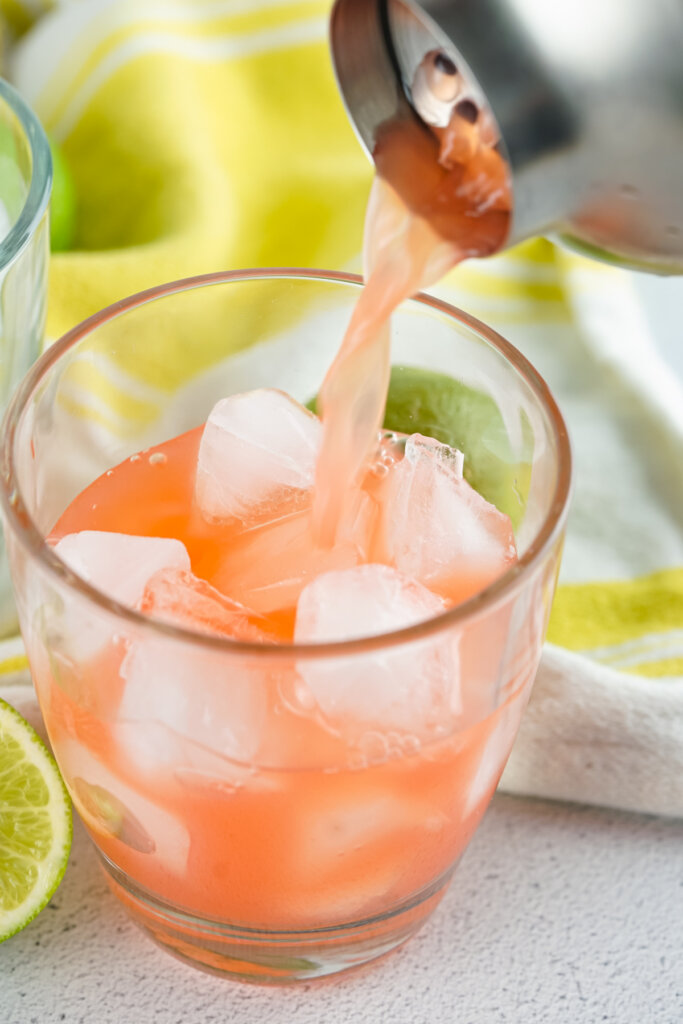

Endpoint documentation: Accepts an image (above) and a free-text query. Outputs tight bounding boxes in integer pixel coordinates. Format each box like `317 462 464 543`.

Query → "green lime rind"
0 127 78 248
0 698 72 942
49 139 77 252
308 365 533 528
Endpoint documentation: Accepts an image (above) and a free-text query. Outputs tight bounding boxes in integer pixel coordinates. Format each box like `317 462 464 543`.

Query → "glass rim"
0 77 52 269
0 268 572 660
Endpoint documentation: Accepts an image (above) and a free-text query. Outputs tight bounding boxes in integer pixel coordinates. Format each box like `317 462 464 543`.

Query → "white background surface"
3 796 683 1024
3 276 683 1024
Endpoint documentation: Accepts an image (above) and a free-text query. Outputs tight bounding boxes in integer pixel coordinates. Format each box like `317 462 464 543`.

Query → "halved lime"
381 366 532 527
308 365 533 528
0 698 72 942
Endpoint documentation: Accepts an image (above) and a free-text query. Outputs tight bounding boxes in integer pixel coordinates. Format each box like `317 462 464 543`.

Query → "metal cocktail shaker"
330 0 683 274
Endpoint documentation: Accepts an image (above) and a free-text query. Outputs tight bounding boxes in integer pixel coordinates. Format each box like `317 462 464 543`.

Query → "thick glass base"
99 853 454 984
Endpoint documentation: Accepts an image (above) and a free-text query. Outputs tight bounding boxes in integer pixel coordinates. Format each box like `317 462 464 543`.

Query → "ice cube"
463 696 523 818
212 497 376 615
288 786 419 925
49 532 191 663
294 564 459 737
54 531 191 609
119 633 265 765
139 567 273 642
377 434 516 601
129 570 272 766
301 788 412 863
114 719 256 795
195 389 322 524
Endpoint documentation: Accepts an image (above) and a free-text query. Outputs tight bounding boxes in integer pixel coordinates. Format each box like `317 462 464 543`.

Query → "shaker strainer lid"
330 0 498 158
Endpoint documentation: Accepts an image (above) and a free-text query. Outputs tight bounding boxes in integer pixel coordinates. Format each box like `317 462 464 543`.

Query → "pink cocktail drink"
40 408 520 935
2 272 569 980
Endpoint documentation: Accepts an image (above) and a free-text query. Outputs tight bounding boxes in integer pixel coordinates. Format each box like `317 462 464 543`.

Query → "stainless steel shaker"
330 0 683 274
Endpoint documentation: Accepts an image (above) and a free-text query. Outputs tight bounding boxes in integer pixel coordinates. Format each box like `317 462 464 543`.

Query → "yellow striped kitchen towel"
2 0 682 817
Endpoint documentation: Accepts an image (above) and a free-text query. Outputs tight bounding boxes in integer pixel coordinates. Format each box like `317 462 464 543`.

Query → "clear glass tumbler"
0 270 571 983
0 77 51 635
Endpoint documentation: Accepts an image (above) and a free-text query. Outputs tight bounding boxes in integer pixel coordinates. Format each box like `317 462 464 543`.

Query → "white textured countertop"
3 275 683 1023
3 796 683 1024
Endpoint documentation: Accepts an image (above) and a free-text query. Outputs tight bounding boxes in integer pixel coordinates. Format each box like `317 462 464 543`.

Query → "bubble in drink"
294 564 460 737
376 434 516 602
195 388 321 525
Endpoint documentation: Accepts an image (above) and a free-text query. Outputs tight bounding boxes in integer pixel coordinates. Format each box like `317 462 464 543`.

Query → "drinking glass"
0 77 51 635
0 270 571 983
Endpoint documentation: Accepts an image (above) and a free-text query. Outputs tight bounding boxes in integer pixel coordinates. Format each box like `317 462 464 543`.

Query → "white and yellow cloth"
1 0 682 817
